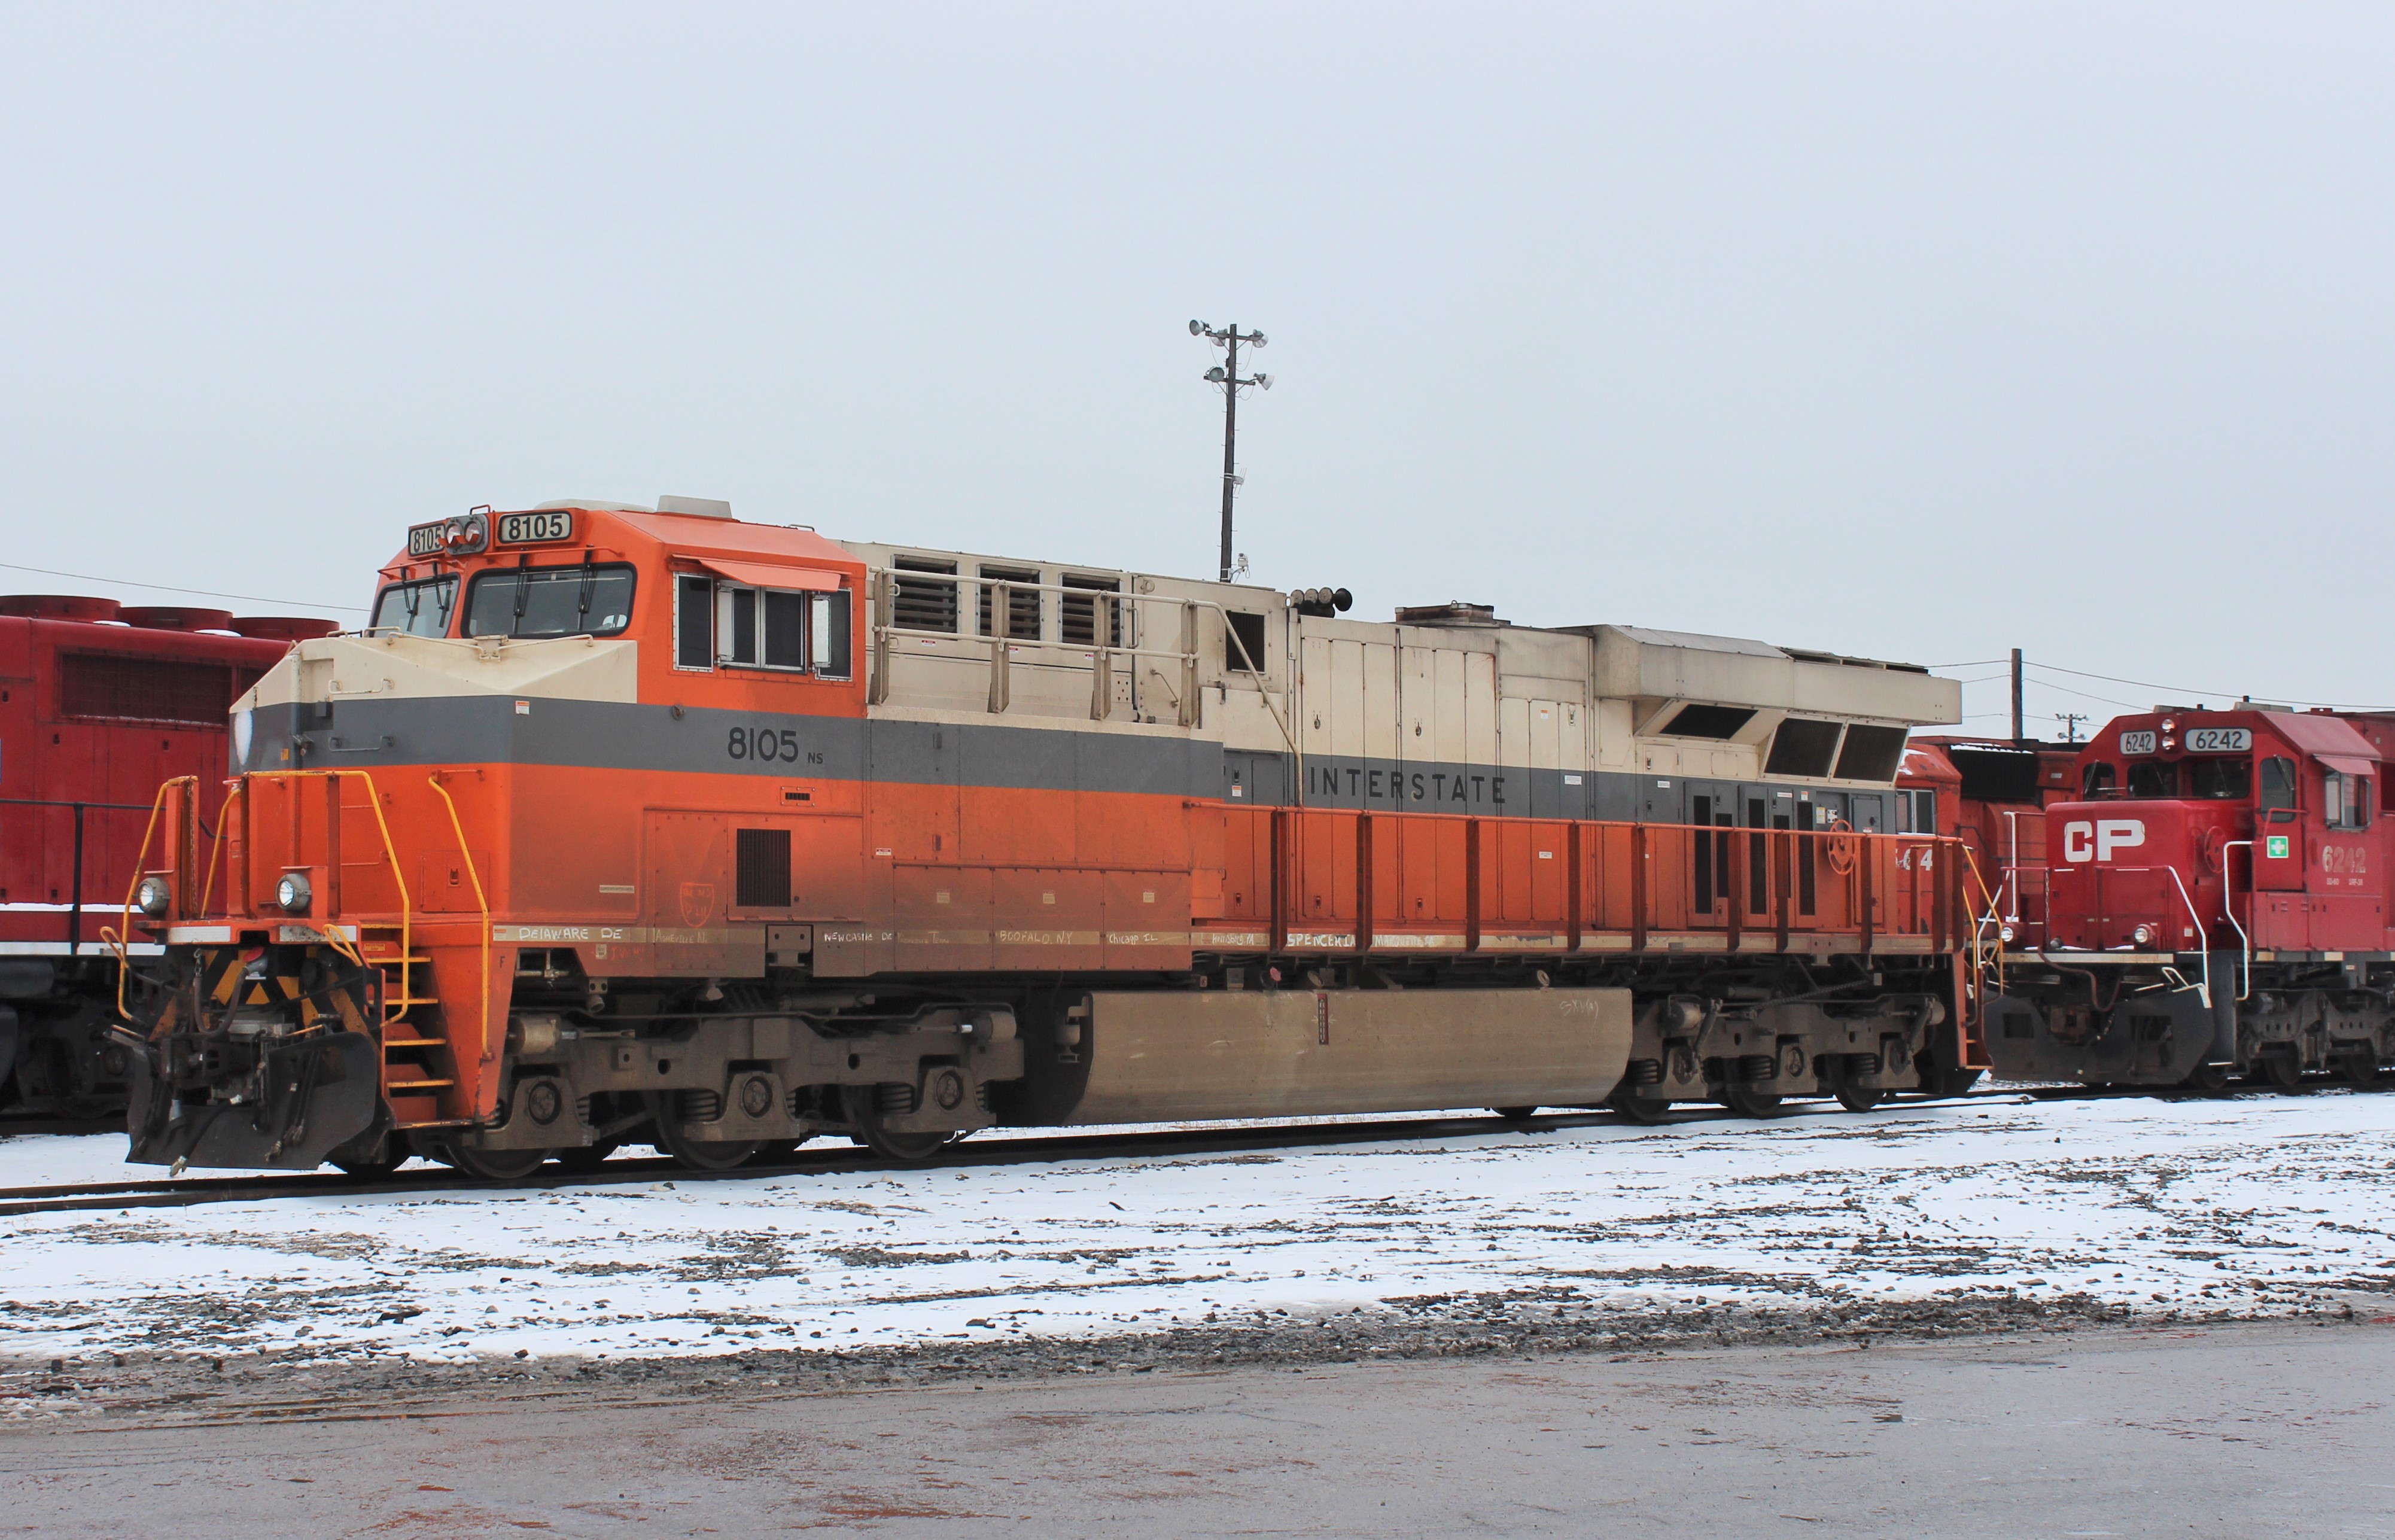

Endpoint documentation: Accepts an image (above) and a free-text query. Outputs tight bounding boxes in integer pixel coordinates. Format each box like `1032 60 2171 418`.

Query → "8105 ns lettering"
727 725 824 765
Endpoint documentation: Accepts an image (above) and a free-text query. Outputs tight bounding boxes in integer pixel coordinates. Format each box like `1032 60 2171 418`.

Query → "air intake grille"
735 827 792 908
57 653 242 726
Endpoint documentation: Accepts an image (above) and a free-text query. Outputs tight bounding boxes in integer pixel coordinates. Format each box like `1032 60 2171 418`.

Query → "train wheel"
2255 1055 2303 1090
1490 1106 1539 1121
553 1140 622 1173
745 1139 808 1167
646 1094 760 1171
1607 1085 1672 1124
1835 1085 1885 1114
1720 1082 1784 1119
432 1142 554 1180
844 1084 952 1163
2336 1054 2381 1091
2179 1062 2229 1092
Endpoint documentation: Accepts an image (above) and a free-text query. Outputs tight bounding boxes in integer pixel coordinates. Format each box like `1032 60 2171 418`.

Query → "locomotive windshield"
464 563 637 640
370 576 459 638
2116 756 2253 800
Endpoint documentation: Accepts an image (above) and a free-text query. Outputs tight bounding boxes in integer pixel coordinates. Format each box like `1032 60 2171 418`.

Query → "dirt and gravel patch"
17 1285 2379 1428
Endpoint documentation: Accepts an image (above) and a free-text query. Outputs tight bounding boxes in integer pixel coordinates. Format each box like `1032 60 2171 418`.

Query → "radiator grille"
735 828 792 908
57 653 241 726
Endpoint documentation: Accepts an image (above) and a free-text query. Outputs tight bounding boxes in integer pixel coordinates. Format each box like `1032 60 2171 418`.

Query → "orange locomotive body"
120 499 1978 1174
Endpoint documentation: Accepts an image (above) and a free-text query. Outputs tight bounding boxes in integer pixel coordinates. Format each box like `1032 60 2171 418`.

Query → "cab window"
464 563 636 639
672 574 852 680
2186 757 2250 801
2324 771 2373 832
2258 757 2297 815
2081 761 2116 798
370 576 458 638
1895 788 1937 833
2126 760 2177 798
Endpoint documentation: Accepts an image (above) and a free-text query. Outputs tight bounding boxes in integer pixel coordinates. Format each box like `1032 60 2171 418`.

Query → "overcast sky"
4 4 2389 738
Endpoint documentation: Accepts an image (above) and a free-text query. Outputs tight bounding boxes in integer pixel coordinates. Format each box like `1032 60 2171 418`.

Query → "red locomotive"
1898 736 2079 951
114 498 1986 1176
1989 705 2394 1086
1 597 325 1115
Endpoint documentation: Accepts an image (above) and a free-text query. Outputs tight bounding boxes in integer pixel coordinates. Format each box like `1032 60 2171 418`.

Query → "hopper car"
113 498 1987 1177
1 597 326 1116
1989 706 2395 1088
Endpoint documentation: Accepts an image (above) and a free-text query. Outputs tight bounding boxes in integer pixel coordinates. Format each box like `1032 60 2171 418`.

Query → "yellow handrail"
243 770 417 1023
426 773 492 1069
112 776 195 1020
194 781 242 921
321 769 416 1028
1956 842 2004 997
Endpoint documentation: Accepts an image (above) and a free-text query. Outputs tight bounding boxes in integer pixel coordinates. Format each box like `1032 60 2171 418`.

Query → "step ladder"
360 924 462 1128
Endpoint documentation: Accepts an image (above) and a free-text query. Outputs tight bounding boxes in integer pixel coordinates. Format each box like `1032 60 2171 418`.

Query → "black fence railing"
0 797 159 955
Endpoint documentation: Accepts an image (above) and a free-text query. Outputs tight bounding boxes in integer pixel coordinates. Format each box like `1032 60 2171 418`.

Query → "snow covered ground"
4 1092 2392 1366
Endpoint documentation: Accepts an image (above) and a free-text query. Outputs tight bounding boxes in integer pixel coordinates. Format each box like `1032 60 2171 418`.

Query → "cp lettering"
2062 819 2146 863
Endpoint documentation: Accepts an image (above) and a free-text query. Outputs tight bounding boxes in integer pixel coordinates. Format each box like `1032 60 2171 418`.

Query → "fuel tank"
1003 986 1634 1125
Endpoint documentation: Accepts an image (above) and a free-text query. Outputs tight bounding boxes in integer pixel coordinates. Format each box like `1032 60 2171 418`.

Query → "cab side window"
674 573 852 680
2257 756 2296 817
675 575 713 669
2081 762 2116 798
2324 771 2372 832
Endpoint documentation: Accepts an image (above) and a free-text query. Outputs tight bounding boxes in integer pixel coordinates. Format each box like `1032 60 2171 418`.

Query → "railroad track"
8 1076 2356 1222
0 1086 2224 1220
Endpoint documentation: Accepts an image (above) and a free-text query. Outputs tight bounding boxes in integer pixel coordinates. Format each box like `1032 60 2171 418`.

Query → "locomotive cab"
1991 708 2393 1088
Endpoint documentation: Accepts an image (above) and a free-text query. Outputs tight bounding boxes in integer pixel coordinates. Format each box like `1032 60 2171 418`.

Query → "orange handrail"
425 772 492 1069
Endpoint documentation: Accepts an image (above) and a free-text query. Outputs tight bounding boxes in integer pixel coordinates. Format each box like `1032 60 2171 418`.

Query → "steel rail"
0 1086 2208 1220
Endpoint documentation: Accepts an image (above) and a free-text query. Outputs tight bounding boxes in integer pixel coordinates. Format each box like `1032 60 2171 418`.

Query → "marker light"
276 872 312 915
135 875 172 918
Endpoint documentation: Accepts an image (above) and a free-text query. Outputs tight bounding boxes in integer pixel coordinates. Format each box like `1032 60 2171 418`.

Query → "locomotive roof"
2091 707 2382 765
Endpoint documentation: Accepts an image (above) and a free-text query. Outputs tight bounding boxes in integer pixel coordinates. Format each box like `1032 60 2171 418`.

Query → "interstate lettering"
1305 765 1506 807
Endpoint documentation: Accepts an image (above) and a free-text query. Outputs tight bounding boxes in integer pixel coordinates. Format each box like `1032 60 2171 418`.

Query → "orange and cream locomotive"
117 498 1980 1176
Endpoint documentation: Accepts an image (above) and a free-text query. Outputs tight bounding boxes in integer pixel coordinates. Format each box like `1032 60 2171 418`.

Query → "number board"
406 522 447 558
495 510 574 546
2118 730 2157 756
2186 726 2253 753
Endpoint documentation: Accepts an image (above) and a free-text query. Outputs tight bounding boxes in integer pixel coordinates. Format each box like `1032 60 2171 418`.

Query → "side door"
2254 754 2303 891
1224 750 1289 808
1685 778 1737 922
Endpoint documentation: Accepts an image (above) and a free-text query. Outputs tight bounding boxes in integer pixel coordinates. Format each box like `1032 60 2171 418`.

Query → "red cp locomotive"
1989 705 2394 1087
1 597 324 1116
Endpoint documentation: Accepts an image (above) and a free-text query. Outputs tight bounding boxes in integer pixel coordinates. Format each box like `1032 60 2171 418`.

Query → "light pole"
1189 319 1271 583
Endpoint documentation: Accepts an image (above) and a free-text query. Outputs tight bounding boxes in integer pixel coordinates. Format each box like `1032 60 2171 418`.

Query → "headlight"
2132 923 2157 948
134 875 172 918
1998 924 2016 944
276 872 312 914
